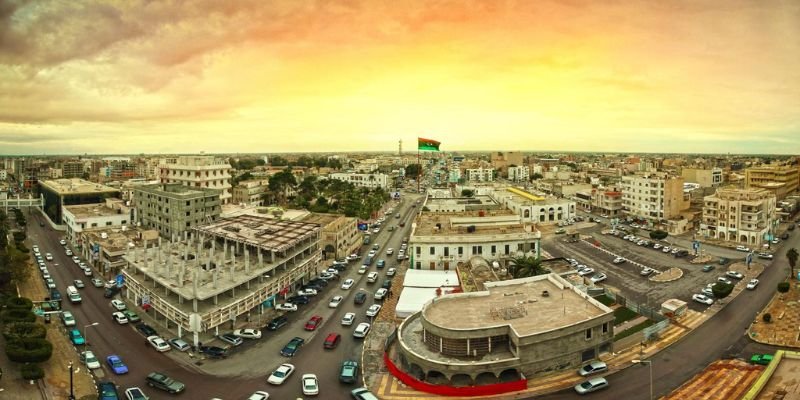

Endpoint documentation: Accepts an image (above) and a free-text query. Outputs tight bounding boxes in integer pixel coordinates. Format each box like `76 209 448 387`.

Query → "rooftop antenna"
399 140 402 155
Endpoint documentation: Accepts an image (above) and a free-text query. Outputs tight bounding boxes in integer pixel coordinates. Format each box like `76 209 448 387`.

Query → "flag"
418 137 441 151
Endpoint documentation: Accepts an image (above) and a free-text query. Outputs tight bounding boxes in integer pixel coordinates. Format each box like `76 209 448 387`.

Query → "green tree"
5 338 53 363
531 173 544 180
778 282 790 293
787 248 798 280
21 363 45 380
270 156 289 166
262 168 297 206
649 230 668 240
711 282 733 299
508 255 549 279
405 164 422 178
461 189 475 197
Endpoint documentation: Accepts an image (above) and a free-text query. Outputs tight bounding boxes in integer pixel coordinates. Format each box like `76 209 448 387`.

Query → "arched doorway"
408 364 425 381
475 371 497 385
740 234 748 243
499 368 520 382
451 373 472 387
426 370 447 384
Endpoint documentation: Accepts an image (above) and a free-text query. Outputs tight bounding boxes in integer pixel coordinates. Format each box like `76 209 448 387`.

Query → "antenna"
398 140 402 155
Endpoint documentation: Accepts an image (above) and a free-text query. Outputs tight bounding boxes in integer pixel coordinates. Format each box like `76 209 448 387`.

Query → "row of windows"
417 244 522 257
585 322 610 340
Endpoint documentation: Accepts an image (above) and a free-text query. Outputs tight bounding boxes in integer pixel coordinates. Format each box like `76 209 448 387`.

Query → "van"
66 286 82 304
367 272 379 283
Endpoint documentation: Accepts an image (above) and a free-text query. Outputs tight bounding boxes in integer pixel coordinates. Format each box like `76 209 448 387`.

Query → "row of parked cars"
692 271 759 306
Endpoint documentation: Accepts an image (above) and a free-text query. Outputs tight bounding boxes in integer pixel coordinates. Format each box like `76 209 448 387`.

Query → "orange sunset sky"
0 0 797 155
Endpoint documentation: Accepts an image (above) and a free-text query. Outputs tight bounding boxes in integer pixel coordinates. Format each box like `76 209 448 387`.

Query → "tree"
405 164 422 178
649 230 668 240
21 363 45 380
270 156 289 166
508 255 549 279
711 282 733 299
778 282 790 293
461 189 475 197
5 338 53 363
531 173 544 180
787 248 798 279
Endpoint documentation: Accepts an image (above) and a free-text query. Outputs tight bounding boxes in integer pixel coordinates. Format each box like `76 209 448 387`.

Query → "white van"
66 286 82 304
367 272 379 283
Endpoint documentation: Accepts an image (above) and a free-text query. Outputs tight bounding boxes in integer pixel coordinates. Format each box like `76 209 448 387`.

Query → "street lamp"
84 322 99 346
632 359 653 400
68 361 75 400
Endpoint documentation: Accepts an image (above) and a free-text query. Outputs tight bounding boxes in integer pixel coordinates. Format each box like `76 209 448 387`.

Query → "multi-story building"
745 165 799 200
329 172 389 189
395 274 614 385
301 213 361 260
507 165 529 182
492 188 576 225
39 179 121 224
62 198 133 244
621 174 689 225
100 157 137 181
465 168 494 182
78 226 159 278
700 187 777 246
681 168 723 188
591 187 624 217
134 184 221 239
491 151 525 173
409 209 540 271
0 170 6 180
231 179 270 206
158 156 233 204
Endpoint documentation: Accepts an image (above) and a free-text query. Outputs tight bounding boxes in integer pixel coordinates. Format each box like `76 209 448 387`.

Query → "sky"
0 0 798 155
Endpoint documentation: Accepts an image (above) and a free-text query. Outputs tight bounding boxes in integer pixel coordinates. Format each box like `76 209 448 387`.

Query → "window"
415 262 421 269
416 246 421 255
429 247 435 255
602 323 609 334
444 247 449 256
106 221 112 226
585 328 592 340
458 247 463 256
491 245 496 254
505 244 510 254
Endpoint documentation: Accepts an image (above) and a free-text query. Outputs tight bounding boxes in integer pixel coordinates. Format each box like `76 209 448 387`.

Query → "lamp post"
632 359 653 400
68 361 75 400
84 322 99 346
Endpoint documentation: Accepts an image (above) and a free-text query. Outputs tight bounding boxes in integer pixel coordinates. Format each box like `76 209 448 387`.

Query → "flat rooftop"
64 201 127 219
193 214 320 253
423 274 611 337
425 196 498 208
82 227 157 255
414 210 527 236
40 179 118 195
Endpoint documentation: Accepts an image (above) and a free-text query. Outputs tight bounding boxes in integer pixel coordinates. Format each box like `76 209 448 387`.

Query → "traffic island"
650 267 683 282
748 281 800 348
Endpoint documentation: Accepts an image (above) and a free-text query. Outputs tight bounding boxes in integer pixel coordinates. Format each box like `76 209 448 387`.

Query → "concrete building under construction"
120 214 323 345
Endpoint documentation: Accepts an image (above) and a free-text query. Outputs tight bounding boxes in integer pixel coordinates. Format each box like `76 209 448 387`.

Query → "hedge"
3 322 47 341
5 338 53 363
649 230 669 240
0 309 37 324
5 297 33 310
778 282 790 293
614 307 639 325
614 319 655 341
712 282 734 299
20 363 45 380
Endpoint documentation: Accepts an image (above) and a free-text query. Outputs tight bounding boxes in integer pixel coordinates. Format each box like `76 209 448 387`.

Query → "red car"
304 315 323 331
323 333 341 349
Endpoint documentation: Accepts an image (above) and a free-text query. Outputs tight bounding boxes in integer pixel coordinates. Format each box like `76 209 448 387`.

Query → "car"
640 267 654 276
772 238 780 244
45 278 56 289
577 268 595 276
233 328 262 340
662 246 671 253
750 353 774 365
702 265 715 272
106 354 129 374
342 312 356 326
386 248 394 255
758 252 774 260
354 292 367 304
590 273 607 283
169 338 191 351
351 387 379 400
578 361 608 376
301 373 319 396
323 332 342 349
124 387 148 400
347 253 359 261
717 277 733 285
69 329 85 345
373 228 380 233
42 271 51 280
675 250 689 258
112 311 129 324
72 279 85 289
653 243 662 250
110 299 126 311
726 271 744 280
555 228 566 234
92 277 104 287
304 315 323 331
267 363 295 385
701 286 714 297
72 256 80 264
246 391 270 400
45 253 53 261
746 279 759 290
340 360 359 384
280 337 305 357
267 315 289 331
366 304 382 317
374 288 388 300
692 293 714 305
319 272 336 280
386 268 396 277
329 295 343 308
297 288 318 297
136 323 158 337
574 377 609 394
637 240 646 246
32 245 40 252
287 295 310 305
341 279 355 290
376 259 386 269
98 381 120 400
62 311 76 327
354 322 371 338
367 271 379 283
736 245 750 252
145 372 185 394
276 303 298 312
671 248 680 254
612 257 626 264
118 310 139 323
199 345 227 358
325 268 340 276
357 265 368 274
83 267 93 276
146 335 171 352
66 249 73 256
80 350 101 369
219 333 244 346
368 250 376 257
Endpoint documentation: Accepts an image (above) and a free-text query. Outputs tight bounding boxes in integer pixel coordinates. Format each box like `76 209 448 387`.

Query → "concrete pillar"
178 259 185 288
213 267 218 289
244 248 250 274
258 249 264 269
230 245 235 282
143 240 148 269
191 269 198 312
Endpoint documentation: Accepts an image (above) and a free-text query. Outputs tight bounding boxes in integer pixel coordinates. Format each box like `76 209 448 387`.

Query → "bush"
763 313 772 323
3 322 47 340
12 231 26 242
712 282 734 299
614 307 639 325
5 297 33 310
5 338 53 363
0 309 37 324
778 282 790 293
649 230 669 240
20 363 44 380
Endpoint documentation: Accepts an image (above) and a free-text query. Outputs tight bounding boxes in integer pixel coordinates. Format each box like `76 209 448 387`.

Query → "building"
745 165 799 200
465 168 494 182
507 165 529 182
134 184 222 240
423 195 501 213
62 198 133 244
39 179 121 224
409 209 540 271
492 187 577 225
591 188 624 217
231 179 270 206
395 274 614 385
621 174 689 225
681 168 723 188
158 156 233 204
120 214 322 344
78 226 159 278
491 151 525 172
301 213 361 260
700 187 777 247
329 172 389 189
0 170 6 180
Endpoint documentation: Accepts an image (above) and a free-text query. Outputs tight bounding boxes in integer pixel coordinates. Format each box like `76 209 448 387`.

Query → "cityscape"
1 2 799 400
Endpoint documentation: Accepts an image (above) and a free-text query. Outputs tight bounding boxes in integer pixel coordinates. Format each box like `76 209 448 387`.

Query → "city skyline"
0 0 798 155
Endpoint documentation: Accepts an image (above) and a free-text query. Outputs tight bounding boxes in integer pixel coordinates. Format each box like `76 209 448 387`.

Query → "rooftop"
414 210 529 236
81 227 157 255
193 214 320 252
423 274 611 337
63 200 128 219
40 179 119 195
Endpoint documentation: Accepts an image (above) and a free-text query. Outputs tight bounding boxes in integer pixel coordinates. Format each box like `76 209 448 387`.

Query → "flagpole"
417 145 421 194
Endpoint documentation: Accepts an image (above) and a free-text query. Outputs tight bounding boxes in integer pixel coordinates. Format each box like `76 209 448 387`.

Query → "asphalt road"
24 194 421 400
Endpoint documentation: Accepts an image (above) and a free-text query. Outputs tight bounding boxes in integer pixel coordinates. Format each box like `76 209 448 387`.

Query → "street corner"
747 286 800 348
662 359 764 400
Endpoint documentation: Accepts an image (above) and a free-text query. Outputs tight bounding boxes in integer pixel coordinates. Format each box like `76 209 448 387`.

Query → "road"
25 193 421 400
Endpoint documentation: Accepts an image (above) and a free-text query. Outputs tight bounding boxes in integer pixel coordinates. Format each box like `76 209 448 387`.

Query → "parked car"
578 268 595 277
92 278 104 287
342 312 356 326
122 310 140 323
267 363 295 385
112 311 129 324
136 323 157 337
281 337 305 357
750 353 774 365
339 360 359 384
219 333 244 346
386 268 396 277
640 267 654 276
726 271 744 280
169 338 191 352
110 299 126 311
692 294 714 305
267 315 289 331
145 372 185 394
702 265 715 272
366 304 382 317
578 361 608 376
329 296 343 308
574 377 609 394
276 303 298 312
146 335 171 352
233 328 262 340
297 288 318 297
80 350 101 369
746 279 759 290
304 315 323 331
301 373 319 396
353 322 371 338
374 288 388 300
106 354 129 374
98 381 120 400
590 273 607 283
124 387 148 400
717 277 733 285
323 333 341 349
612 257 626 264
736 245 750 252
758 252 774 260
351 387 379 400
199 345 227 358
287 295 310 305
62 311 76 327
69 329 85 345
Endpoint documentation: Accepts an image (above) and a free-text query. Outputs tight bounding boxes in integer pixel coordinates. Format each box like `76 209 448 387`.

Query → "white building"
621 174 688 224
329 172 389 189
508 165 530 182
700 187 777 247
62 199 132 244
492 187 577 225
158 156 233 204
466 167 494 182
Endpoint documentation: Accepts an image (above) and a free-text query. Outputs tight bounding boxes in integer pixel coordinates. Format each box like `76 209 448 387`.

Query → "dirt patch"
690 255 714 264
650 267 683 282
749 282 800 347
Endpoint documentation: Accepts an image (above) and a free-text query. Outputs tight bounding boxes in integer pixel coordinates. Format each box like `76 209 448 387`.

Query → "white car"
701 286 714 297
110 299 126 311
662 246 671 253
736 245 750 252
353 322 371 338
746 279 759 290
45 278 56 289
386 248 394 255
717 277 733 285
341 279 355 290
45 253 53 261
386 268 396 277
329 296 343 308
577 268 595 276
653 243 662 250
347 253 359 261
60 239 67 246
368 250 376 257
372 228 380 234
112 311 129 324
72 256 80 264
358 265 368 274
267 363 295 385
297 288 318 297
342 312 356 326
83 267 93 276
726 271 744 280
612 257 626 264
692 294 714 305
301 373 319 396
325 268 339 276
246 391 270 400
233 328 262 340
66 249 73 256
146 335 171 352
61 311 76 327
590 273 607 283
276 303 298 312
32 245 40 252
366 304 382 317
80 350 101 370
640 267 654 276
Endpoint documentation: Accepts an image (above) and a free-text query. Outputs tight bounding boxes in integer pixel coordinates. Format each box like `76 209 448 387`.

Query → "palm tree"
508 255 549 279
787 248 799 280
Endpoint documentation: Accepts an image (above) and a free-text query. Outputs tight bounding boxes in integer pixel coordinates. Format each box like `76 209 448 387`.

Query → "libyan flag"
418 137 441 151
